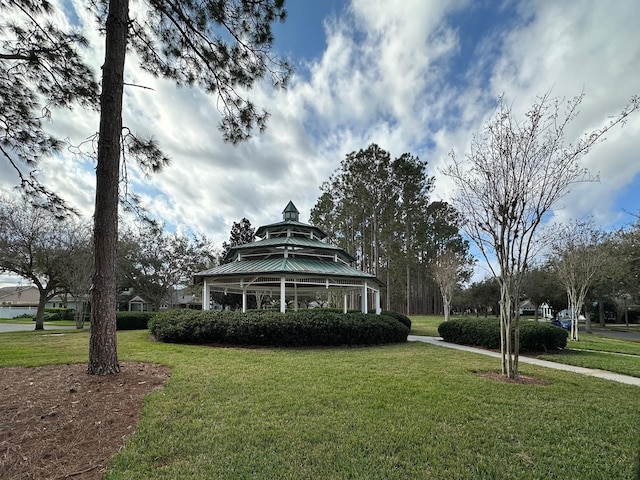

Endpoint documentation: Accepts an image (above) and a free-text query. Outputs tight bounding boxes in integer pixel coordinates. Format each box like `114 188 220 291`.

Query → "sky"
2 0 639 286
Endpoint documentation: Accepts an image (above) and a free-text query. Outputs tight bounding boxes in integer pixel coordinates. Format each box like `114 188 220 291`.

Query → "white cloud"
2 0 638 287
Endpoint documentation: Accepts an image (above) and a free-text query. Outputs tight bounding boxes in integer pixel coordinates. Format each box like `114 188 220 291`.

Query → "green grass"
1 329 640 479
408 315 443 336
413 316 640 378
568 334 640 356
537 334 640 377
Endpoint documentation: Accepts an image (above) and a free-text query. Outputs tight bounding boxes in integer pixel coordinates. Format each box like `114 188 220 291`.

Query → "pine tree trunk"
88 0 128 375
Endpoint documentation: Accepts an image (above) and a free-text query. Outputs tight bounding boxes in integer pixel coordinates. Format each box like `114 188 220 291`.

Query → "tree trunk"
405 263 410 315
88 0 128 375
34 287 48 331
598 298 605 326
443 296 450 322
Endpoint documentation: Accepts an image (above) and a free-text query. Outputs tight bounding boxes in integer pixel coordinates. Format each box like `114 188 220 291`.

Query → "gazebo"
193 201 383 314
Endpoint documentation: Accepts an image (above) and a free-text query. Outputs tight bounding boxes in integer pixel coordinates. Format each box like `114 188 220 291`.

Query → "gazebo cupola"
194 201 383 314
282 201 299 221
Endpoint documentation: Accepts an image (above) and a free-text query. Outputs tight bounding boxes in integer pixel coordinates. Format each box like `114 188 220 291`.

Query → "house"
117 288 154 312
519 300 552 319
0 286 40 319
0 286 40 307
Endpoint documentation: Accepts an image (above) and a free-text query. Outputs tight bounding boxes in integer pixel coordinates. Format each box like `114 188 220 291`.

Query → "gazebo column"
202 280 210 311
375 288 381 315
361 281 368 313
242 289 247 313
294 283 298 312
280 277 286 313
343 293 348 314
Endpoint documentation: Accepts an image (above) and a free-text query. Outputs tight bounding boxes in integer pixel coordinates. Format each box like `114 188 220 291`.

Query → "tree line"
451 213 639 334
310 143 473 315
0 195 217 328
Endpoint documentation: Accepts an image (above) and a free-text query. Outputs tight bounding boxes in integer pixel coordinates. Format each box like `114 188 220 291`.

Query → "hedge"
116 311 157 330
319 308 411 329
438 318 567 352
149 309 409 347
43 308 75 321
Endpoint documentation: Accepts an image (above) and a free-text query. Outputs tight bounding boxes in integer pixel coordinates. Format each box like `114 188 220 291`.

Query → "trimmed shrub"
149 309 409 347
438 318 567 352
519 322 568 351
44 308 75 321
380 310 411 329
116 311 157 330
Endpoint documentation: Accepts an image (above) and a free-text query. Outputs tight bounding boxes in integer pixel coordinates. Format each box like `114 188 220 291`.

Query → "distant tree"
118 224 216 311
465 277 500 317
0 195 86 329
550 219 608 340
443 91 639 378
311 145 444 314
391 152 433 314
430 249 474 322
421 201 473 319
57 223 94 329
520 264 561 321
215 217 257 308
219 218 256 264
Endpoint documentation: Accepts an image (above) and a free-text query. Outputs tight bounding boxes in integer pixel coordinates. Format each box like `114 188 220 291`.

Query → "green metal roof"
194 258 381 284
228 236 356 262
254 220 327 240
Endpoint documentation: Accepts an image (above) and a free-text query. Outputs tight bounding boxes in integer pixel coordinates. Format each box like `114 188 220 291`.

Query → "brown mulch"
476 370 549 385
0 362 170 480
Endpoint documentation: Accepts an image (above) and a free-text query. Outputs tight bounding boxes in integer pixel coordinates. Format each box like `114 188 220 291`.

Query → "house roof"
0 286 40 305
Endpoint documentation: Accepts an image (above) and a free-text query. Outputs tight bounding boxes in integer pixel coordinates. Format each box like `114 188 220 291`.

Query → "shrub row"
438 318 567 352
321 308 412 329
149 309 409 347
116 311 157 330
43 308 75 321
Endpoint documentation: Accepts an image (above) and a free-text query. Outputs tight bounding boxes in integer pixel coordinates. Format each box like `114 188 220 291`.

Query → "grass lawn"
1 329 639 479
409 315 443 336
539 334 640 378
413 315 640 377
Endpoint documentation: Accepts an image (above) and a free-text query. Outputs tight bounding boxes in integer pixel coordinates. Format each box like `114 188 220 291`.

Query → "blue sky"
1 0 639 286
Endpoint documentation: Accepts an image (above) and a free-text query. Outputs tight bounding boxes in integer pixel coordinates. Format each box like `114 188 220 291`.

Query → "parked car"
551 318 571 330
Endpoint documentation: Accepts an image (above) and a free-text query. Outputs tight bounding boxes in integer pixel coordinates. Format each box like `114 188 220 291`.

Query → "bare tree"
431 249 473 322
0 195 85 329
57 223 94 329
551 220 609 340
442 91 639 378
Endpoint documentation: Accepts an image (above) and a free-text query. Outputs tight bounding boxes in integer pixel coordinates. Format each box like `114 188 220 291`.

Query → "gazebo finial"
283 200 299 221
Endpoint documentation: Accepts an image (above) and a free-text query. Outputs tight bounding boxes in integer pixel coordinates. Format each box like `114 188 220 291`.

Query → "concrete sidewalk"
0 323 81 333
408 335 640 387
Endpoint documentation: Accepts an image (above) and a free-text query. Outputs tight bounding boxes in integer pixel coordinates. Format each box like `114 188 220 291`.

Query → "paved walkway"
408 335 640 387
0 323 80 333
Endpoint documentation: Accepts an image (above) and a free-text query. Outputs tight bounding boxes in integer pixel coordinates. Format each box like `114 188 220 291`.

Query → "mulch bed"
476 370 549 385
0 362 169 480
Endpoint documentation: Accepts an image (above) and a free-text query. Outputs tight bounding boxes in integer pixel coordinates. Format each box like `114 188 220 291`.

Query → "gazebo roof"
254 219 327 240
194 257 378 281
194 201 384 310
225 235 356 262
